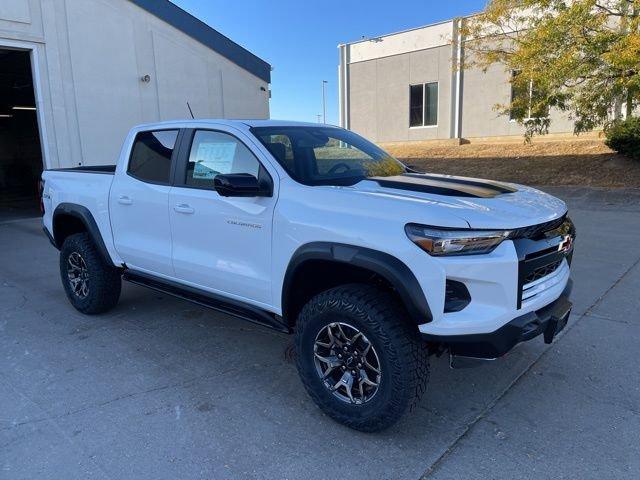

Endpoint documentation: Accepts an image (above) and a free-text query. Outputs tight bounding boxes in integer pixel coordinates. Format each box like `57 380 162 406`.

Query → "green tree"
462 0 640 139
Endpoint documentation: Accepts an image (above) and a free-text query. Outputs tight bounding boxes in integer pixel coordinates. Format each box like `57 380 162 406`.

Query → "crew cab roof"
130 119 342 131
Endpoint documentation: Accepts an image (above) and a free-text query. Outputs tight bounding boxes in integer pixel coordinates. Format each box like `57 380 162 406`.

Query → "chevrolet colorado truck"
41 120 575 432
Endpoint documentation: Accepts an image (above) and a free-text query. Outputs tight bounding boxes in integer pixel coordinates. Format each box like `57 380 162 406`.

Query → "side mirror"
213 173 272 197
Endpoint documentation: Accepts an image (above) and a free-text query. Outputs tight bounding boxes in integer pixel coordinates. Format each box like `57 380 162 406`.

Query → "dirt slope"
382 140 640 188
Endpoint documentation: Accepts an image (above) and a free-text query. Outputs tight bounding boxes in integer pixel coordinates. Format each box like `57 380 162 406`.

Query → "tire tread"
294 284 429 432
60 233 121 314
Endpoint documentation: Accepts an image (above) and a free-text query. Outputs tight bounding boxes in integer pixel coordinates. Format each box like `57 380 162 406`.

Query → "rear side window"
128 130 179 184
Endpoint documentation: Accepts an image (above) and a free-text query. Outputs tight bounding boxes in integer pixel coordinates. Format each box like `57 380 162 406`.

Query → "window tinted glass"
425 82 438 126
510 71 549 120
261 135 295 172
128 130 178 184
186 130 261 188
409 84 424 127
510 71 526 120
252 126 405 186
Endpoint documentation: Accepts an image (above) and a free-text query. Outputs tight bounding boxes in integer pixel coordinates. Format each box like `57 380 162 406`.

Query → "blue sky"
172 0 487 124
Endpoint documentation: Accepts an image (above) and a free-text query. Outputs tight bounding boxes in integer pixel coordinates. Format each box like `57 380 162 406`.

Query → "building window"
510 71 549 120
409 82 438 127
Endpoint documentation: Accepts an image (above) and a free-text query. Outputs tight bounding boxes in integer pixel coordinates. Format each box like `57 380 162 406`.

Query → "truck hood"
355 173 567 229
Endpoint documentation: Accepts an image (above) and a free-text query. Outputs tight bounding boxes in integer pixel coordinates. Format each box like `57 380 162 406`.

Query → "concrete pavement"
1 186 639 479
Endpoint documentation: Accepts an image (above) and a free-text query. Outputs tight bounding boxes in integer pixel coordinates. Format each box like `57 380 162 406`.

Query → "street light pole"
322 80 328 124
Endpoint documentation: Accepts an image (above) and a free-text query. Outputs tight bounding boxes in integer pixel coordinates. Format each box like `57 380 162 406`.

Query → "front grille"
510 215 567 240
521 261 568 303
514 216 575 308
524 260 562 284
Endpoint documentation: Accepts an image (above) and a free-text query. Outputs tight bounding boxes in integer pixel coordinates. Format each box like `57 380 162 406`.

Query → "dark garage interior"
0 48 42 222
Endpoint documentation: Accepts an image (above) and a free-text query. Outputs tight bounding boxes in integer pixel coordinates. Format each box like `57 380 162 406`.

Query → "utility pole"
322 80 328 124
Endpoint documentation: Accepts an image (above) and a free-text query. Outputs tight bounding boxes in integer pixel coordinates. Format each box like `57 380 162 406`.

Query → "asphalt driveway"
1 186 639 480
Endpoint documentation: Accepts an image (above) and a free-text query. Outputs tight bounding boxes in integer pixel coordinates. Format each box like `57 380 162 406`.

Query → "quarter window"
409 82 438 127
186 130 261 188
128 130 178 184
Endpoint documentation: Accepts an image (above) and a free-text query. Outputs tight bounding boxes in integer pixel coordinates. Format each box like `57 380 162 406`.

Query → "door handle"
174 203 195 214
118 195 133 205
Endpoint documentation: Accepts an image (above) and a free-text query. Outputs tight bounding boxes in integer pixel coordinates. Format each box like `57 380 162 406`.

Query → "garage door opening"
0 49 43 222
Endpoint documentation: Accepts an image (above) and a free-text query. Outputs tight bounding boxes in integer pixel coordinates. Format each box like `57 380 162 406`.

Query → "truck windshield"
251 126 406 186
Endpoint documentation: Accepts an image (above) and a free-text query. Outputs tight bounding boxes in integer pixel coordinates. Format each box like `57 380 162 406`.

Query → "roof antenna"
187 101 195 119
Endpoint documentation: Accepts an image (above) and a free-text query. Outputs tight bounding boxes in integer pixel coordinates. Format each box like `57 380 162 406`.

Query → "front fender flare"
282 242 432 325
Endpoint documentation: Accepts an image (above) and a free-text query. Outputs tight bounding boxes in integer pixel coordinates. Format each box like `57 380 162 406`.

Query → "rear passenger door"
168 127 277 307
110 129 179 277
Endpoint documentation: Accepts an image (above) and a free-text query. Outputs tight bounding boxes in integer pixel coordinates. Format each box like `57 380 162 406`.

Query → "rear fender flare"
52 203 114 267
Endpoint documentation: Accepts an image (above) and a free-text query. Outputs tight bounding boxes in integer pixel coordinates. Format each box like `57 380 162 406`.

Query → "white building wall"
0 0 270 168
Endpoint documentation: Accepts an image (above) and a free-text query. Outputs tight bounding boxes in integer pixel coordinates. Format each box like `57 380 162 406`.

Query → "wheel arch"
52 203 114 267
282 242 432 328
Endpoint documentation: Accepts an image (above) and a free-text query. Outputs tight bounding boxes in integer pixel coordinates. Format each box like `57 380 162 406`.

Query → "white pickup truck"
41 120 575 431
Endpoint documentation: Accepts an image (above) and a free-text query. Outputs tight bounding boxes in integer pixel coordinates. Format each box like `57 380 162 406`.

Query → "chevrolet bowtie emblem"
558 235 573 253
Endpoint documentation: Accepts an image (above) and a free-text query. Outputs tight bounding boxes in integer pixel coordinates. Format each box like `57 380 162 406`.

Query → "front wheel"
59 233 121 314
294 284 429 432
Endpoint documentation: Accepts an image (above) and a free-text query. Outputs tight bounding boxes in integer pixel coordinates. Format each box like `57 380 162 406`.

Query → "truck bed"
42 166 119 263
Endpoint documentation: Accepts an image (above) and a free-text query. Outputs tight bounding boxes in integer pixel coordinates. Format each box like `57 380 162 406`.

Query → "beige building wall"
339 19 576 143
348 45 453 143
0 0 270 169
460 49 574 138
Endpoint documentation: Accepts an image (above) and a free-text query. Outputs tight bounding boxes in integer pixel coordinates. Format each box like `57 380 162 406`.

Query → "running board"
123 270 289 334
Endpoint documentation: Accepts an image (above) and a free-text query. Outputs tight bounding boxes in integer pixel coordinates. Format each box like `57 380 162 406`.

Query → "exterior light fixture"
12 106 36 111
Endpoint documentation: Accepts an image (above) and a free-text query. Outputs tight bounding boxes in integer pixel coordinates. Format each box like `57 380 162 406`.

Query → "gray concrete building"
0 0 270 219
338 19 575 144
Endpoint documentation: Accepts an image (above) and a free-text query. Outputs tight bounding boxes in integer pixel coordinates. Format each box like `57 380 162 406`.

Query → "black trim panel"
282 242 432 325
47 165 116 174
128 0 271 83
124 270 288 333
422 280 573 358
52 203 114 266
371 173 517 198
403 173 517 194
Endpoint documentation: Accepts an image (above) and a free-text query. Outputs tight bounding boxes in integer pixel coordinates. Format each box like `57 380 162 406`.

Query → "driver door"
168 127 277 308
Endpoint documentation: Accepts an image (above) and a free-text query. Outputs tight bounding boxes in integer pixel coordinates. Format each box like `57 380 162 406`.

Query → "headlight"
405 224 512 256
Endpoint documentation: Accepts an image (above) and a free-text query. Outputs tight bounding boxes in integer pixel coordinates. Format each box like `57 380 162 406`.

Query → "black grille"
510 215 567 240
514 216 574 309
524 260 562 285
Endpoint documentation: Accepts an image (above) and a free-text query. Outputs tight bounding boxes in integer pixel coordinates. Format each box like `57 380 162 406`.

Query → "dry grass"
382 140 640 188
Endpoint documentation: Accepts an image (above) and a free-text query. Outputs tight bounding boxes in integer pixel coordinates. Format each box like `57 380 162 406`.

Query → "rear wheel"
59 233 121 314
294 284 429 432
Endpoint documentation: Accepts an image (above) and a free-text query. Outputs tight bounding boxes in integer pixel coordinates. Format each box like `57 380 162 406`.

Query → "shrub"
605 117 640 160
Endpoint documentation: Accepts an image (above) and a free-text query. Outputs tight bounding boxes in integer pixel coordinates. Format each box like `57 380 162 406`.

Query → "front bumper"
421 279 573 359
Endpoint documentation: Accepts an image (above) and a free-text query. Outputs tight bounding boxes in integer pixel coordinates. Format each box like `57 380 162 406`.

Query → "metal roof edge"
128 0 271 83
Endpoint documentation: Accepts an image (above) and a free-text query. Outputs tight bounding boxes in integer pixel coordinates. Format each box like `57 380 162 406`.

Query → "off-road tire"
294 284 429 432
59 233 121 314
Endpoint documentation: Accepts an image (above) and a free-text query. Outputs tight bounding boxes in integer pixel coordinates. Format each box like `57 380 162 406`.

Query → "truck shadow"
107 282 548 444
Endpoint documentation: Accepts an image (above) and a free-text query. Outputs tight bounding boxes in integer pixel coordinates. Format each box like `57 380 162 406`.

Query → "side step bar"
123 270 290 334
